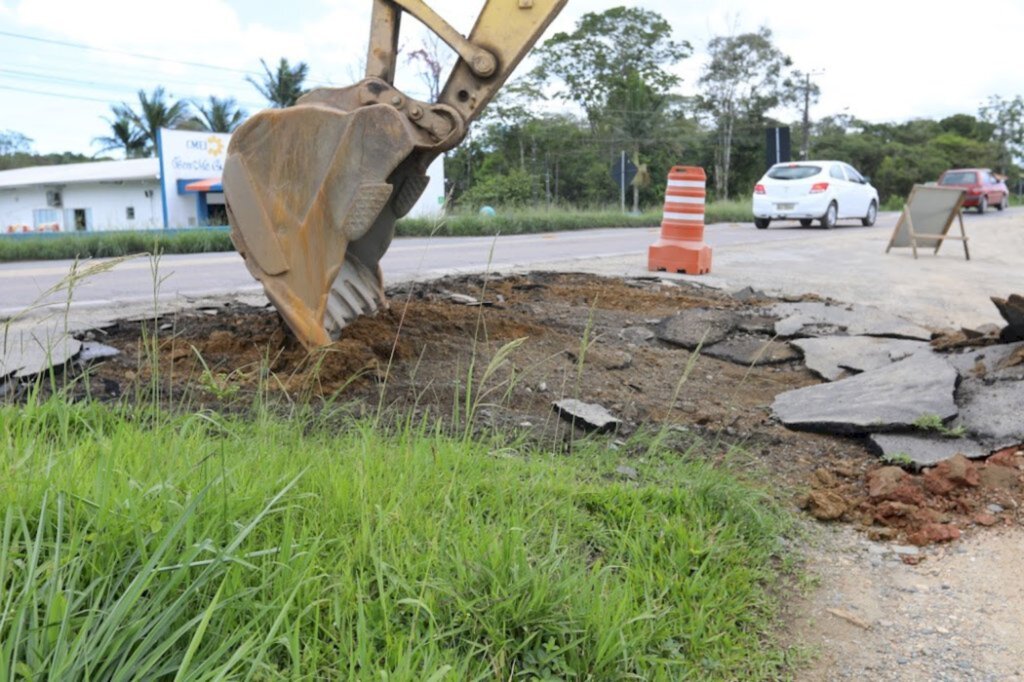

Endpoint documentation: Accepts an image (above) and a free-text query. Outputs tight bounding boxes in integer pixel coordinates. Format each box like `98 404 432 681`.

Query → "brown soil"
56 272 1024 544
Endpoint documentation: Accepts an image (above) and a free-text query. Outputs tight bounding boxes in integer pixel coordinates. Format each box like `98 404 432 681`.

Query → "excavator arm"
224 0 567 348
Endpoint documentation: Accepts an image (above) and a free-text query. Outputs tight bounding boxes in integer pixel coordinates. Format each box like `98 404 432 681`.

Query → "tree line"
3 6 1022 208
92 58 308 158
447 7 1023 208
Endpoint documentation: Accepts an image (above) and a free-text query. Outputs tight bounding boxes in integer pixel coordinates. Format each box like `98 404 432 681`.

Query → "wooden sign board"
886 185 969 260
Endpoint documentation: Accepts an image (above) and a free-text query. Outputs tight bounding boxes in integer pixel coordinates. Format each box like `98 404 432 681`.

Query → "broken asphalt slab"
78 341 121 363
703 336 799 366
552 399 622 433
792 336 931 381
945 341 1024 381
955 379 1024 450
867 433 989 469
619 326 655 345
655 307 788 351
655 308 740 349
772 353 958 434
772 301 932 340
1 324 82 379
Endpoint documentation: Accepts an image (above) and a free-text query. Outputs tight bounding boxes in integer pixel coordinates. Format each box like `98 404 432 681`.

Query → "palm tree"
93 112 147 159
114 87 193 156
247 58 309 108
191 96 247 132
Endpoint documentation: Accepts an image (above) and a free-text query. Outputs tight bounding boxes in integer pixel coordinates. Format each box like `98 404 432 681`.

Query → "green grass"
0 394 794 680
0 229 232 263
397 202 755 237
0 202 756 263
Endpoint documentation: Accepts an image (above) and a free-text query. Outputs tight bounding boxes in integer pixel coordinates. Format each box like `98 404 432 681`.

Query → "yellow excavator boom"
224 0 567 349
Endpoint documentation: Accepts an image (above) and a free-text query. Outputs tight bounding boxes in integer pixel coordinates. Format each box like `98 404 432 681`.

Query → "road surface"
0 212 902 313
1 207 1020 329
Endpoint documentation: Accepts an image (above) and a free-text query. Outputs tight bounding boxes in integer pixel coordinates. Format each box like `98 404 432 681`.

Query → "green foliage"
524 7 695 212
940 113 995 141
881 451 914 467
0 150 95 172
874 147 948 202
979 94 1024 174
247 57 309 108
1 129 95 171
0 229 233 263
810 114 1011 202
0 396 796 679
912 414 967 438
0 130 33 156
93 112 148 159
459 167 534 208
697 27 795 200
398 209 661 237
109 87 195 157
533 6 691 121
398 202 753 236
191 96 247 133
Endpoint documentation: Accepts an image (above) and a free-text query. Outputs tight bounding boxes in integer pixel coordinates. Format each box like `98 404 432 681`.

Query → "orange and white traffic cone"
648 166 712 275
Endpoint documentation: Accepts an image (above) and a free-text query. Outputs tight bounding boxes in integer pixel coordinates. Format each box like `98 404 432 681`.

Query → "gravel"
791 524 1024 681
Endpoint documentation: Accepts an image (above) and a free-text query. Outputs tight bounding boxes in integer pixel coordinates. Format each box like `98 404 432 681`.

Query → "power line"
0 29 335 88
0 29 256 76
0 53 265 92
0 83 112 104
0 69 266 110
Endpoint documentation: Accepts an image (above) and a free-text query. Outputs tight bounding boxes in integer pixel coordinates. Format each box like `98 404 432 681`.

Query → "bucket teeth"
323 256 387 338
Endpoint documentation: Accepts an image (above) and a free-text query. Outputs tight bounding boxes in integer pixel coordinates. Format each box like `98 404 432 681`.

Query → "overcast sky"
2 0 1022 156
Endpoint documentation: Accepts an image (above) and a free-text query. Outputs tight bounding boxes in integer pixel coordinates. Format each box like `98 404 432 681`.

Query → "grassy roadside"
0 202 755 263
0 393 795 680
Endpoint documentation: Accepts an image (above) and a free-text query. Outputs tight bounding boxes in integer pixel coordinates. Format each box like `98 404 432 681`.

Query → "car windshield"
940 171 977 185
767 165 821 180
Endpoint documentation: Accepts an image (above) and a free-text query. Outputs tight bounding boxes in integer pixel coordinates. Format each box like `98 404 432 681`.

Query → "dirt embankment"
39 271 1017 548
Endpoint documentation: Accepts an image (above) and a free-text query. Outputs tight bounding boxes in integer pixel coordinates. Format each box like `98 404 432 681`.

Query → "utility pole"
800 69 823 160
620 150 626 214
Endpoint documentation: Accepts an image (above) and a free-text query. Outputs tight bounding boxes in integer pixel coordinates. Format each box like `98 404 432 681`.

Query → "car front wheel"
821 202 838 229
754 218 770 229
997 194 1009 211
862 201 878 226
977 196 988 213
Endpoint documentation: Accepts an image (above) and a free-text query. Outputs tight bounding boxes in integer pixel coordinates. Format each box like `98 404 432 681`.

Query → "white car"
752 161 879 229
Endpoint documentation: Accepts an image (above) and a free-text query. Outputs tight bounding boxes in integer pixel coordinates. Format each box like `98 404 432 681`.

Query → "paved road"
561 207 1023 329
1 207 1020 330
0 211 901 314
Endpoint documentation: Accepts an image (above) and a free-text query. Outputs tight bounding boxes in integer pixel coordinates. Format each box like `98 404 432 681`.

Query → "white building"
0 158 164 233
0 127 446 235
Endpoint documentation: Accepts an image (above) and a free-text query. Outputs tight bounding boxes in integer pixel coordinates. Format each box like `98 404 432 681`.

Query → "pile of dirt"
32 272 1024 546
802 448 1023 550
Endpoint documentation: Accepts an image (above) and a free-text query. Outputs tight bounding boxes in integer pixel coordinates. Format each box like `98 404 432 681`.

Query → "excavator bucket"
225 0 567 349
226 103 417 348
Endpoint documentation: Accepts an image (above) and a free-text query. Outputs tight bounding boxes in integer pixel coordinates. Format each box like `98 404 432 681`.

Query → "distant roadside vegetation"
6 6 1021 225
0 202 755 262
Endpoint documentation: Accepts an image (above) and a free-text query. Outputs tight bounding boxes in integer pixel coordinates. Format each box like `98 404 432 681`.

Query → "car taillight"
755 184 765 194
810 182 829 194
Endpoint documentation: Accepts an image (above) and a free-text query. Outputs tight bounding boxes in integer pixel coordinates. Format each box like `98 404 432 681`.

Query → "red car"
937 168 1009 213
